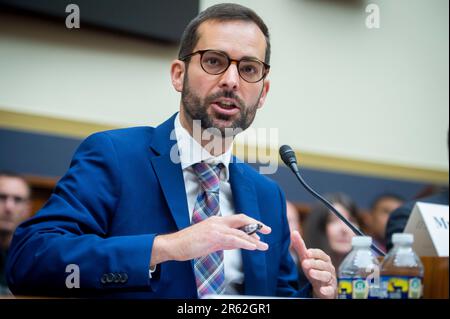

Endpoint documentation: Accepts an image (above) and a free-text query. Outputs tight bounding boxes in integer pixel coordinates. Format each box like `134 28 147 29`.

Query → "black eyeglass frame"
179 49 270 83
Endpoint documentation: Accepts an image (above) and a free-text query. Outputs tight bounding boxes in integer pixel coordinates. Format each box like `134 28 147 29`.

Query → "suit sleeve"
6 132 159 296
274 187 312 298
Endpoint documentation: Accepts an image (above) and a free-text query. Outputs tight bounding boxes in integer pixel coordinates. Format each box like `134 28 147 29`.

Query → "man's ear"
171 60 185 93
257 78 270 109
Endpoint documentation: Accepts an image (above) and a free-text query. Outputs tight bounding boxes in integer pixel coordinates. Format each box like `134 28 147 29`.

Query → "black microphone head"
279 145 298 167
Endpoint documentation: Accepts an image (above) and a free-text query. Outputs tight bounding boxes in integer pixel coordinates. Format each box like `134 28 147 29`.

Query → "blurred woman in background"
303 193 360 269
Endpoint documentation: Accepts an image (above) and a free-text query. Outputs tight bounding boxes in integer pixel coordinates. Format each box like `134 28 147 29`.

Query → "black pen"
239 223 262 235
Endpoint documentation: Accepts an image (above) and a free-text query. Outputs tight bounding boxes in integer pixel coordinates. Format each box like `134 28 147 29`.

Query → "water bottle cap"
392 233 414 245
352 236 372 247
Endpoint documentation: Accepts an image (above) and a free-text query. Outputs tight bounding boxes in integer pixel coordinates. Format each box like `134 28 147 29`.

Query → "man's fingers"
290 240 337 299
302 259 335 273
227 228 268 251
308 269 333 284
319 286 336 298
222 234 257 251
291 230 308 260
306 248 331 262
224 214 257 228
224 213 271 235
256 225 271 235
251 233 260 241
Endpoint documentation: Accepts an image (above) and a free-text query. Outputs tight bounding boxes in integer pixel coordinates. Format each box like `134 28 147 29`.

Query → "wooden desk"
422 257 449 299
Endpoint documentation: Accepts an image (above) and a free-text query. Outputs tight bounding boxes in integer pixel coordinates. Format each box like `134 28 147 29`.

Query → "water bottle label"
380 276 423 299
338 278 353 299
338 278 379 299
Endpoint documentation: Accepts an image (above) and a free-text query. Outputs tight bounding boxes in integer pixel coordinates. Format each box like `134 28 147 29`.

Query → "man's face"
0 176 31 248
175 20 270 136
371 197 403 240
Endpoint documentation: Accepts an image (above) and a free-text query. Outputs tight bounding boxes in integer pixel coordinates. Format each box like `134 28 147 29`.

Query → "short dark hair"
370 193 404 211
178 3 271 64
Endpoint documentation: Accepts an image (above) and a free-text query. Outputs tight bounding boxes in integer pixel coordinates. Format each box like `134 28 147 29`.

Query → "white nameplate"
404 202 449 256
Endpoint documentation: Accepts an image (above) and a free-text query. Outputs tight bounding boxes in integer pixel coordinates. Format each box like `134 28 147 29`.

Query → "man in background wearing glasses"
0 171 31 295
7 3 337 299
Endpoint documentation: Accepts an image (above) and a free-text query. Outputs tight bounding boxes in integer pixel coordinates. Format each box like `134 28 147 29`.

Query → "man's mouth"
211 99 241 116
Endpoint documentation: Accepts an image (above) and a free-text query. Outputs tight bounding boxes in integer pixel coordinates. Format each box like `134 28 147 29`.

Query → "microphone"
279 145 386 256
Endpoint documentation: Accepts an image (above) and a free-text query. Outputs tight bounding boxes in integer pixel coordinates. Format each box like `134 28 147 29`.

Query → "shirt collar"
174 113 233 181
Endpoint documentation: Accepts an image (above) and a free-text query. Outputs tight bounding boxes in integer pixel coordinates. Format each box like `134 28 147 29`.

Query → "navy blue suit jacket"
6 113 310 298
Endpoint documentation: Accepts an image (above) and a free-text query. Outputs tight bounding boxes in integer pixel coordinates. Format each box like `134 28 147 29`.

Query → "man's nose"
218 61 240 90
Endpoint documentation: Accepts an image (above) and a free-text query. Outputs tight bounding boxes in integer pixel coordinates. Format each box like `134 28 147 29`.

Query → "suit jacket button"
120 273 128 283
106 273 114 283
101 274 108 284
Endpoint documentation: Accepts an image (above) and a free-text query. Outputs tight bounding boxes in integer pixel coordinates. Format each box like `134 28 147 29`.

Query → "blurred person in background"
366 193 404 253
0 171 31 295
303 193 359 269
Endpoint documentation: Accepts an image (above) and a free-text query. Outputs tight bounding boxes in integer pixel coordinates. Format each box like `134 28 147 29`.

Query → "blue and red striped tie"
191 162 225 298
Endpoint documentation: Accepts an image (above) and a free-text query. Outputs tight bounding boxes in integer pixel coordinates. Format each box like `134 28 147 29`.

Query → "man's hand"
150 214 271 267
291 230 337 299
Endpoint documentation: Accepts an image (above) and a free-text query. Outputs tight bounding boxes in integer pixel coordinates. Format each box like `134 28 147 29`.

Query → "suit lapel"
229 159 269 296
149 114 190 231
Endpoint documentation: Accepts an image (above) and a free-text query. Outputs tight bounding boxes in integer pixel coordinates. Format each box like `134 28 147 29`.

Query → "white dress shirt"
174 113 244 295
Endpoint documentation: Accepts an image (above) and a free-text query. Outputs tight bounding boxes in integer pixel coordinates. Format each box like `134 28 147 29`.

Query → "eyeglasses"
0 193 28 205
180 49 270 83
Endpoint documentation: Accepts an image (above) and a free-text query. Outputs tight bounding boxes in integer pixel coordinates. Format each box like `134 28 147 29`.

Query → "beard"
181 73 262 137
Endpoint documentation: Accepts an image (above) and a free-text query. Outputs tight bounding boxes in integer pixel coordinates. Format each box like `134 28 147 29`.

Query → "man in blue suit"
6 3 337 299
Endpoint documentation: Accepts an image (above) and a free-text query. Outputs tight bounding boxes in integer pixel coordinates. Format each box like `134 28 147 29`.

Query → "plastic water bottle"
338 236 381 299
380 233 424 299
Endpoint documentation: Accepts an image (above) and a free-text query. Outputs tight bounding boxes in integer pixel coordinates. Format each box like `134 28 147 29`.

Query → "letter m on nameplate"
434 216 449 230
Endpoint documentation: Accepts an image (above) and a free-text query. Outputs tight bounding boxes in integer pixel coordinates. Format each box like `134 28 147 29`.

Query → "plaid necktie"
191 162 225 298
